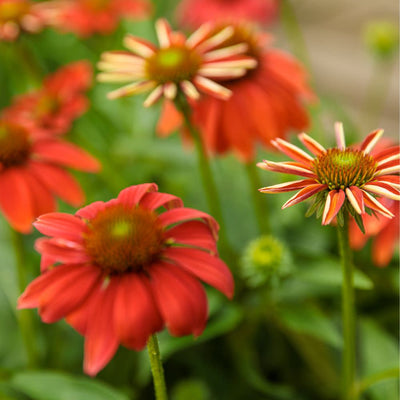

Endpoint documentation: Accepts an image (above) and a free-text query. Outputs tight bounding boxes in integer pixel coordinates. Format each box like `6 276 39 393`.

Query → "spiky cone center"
145 45 202 84
313 148 377 190
0 122 31 167
84 204 165 275
0 1 29 22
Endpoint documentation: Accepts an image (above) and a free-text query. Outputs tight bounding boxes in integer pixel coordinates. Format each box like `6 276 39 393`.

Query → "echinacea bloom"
257 123 400 226
0 0 48 41
46 0 150 37
97 18 257 106
0 117 100 233
349 198 399 267
176 0 279 29
18 183 234 375
158 23 314 161
5 61 92 137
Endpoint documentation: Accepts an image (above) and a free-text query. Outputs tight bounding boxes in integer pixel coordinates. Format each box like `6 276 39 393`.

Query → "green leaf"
278 303 342 348
296 258 374 290
10 371 131 400
358 319 399 400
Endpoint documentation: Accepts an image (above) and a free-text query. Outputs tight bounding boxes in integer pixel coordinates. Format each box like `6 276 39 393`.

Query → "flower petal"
76 201 106 220
261 161 316 179
360 129 384 154
282 184 327 209
149 262 208 337
271 138 313 164
259 179 317 193
345 186 365 214
34 213 86 242
117 184 158 208
334 122 346 150
363 182 400 201
163 247 233 298
139 191 183 211
113 273 163 350
363 191 394 219
298 132 326 156
322 190 345 225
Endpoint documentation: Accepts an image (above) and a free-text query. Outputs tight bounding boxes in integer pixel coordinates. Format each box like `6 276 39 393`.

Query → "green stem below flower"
10 227 38 368
245 162 270 234
337 214 356 400
147 334 168 400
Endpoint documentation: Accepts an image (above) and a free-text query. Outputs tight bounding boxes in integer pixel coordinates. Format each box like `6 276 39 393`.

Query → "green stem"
15 38 42 82
173 96 228 241
355 367 399 398
10 228 38 368
147 334 168 400
245 162 270 234
337 215 356 400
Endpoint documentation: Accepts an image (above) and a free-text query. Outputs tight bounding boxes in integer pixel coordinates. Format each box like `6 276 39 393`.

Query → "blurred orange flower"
176 0 279 29
18 184 234 375
0 116 100 232
158 23 314 161
47 0 150 37
5 61 92 137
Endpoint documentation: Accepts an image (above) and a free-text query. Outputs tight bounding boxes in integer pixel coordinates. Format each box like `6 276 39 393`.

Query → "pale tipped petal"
123 35 156 57
345 186 364 214
363 182 400 201
163 82 177 99
363 191 394 218
203 43 249 61
180 80 200 100
195 26 234 53
360 129 384 154
334 122 346 150
271 138 313 164
282 184 327 209
107 81 156 100
298 133 326 156
261 161 316 179
186 22 213 49
259 179 317 193
155 18 172 48
143 85 164 107
194 76 232 100
322 190 345 225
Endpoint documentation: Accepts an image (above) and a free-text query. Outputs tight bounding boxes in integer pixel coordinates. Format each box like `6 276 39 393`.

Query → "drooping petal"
29 161 85 206
345 186 365 214
113 273 163 350
363 182 400 201
165 221 217 253
149 262 208 337
0 168 34 233
363 191 394 219
34 213 87 242
32 140 100 172
83 278 120 376
117 183 158 208
158 208 219 239
322 190 345 225
163 247 234 298
282 184 327 209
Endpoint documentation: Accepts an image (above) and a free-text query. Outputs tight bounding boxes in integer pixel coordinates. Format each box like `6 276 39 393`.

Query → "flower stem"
337 215 356 400
173 96 228 242
10 228 38 368
147 334 168 400
245 162 270 234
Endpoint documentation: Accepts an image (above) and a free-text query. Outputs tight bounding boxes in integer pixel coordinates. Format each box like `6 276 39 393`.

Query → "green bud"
364 21 399 60
240 235 292 288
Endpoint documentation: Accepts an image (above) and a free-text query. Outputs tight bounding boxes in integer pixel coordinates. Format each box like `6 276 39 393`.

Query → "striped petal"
298 133 326 156
282 184 327 209
345 186 365 214
261 161 316 179
271 138 313 164
363 191 394 218
363 182 400 201
259 179 317 193
322 190 345 225
360 129 384 154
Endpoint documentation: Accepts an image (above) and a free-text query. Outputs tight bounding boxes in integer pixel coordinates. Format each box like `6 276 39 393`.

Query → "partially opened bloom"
46 0 150 37
0 116 100 232
98 19 257 106
258 123 400 227
176 0 279 29
5 61 92 137
158 23 314 161
350 198 399 267
0 0 47 41
18 183 234 375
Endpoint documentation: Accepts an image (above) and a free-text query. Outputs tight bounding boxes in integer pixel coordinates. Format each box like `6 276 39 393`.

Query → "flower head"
0 0 47 41
97 19 257 106
0 116 100 232
258 123 400 227
46 0 150 37
176 0 279 29
18 184 234 375
5 61 92 137
157 23 314 161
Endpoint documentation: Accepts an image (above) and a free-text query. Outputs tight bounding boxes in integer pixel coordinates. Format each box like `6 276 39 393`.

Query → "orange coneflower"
97 18 257 105
0 116 100 232
6 61 92 137
158 23 314 161
258 123 400 227
18 183 234 375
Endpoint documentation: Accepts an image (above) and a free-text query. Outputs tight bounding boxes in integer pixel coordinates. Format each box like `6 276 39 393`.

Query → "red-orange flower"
349 198 399 267
176 0 279 29
48 0 150 37
158 23 314 161
18 183 234 375
0 116 100 233
258 123 400 227
5 61 92 137
0 0 48 41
